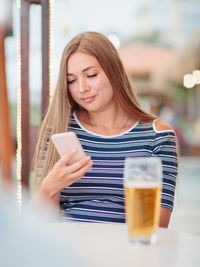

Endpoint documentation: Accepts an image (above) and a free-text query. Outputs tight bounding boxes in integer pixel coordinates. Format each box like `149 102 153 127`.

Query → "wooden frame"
0 26 14 188
20 0 50 188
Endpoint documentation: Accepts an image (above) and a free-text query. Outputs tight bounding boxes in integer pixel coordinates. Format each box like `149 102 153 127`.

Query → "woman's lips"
82 96 96 103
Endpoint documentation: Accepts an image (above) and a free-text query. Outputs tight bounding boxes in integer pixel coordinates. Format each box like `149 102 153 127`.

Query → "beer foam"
124 180 161 188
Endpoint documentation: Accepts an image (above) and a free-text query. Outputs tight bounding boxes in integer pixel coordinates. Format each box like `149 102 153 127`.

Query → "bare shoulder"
154 119 173 132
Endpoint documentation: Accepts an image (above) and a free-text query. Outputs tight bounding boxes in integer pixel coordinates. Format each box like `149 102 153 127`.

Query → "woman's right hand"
40 149 93 199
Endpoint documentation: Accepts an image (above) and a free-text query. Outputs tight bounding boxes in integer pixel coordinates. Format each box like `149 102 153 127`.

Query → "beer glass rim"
124 156 162 185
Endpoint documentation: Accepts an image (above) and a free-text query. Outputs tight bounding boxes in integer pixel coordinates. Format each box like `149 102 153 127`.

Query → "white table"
49 222 200 267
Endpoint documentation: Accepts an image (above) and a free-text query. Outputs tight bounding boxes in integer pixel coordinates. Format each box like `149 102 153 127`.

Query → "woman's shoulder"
152 119 174 133
138 118 174 132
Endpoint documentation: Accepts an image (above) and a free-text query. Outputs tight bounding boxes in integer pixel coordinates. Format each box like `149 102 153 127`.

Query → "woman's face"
67 52 115 113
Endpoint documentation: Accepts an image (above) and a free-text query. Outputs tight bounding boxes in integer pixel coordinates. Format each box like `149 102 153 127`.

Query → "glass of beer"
124 157 162 245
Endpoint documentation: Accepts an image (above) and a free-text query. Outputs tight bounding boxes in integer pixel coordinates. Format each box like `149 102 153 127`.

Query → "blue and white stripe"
60 113 178 223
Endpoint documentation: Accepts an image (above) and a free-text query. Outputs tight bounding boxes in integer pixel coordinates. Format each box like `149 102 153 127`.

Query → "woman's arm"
153 119 178 228
159 207 171 228
31 149 93 216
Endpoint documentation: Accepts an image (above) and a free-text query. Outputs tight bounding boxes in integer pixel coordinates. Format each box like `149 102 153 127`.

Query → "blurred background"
0 0 200 234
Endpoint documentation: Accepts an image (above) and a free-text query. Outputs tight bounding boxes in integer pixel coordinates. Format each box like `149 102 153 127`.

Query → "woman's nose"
79 78 89 93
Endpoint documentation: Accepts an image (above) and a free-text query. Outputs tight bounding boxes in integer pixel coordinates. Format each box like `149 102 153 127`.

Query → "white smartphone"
51 132 86 165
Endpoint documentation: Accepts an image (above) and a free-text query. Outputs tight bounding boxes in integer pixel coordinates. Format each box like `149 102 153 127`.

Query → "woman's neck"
76 107 139 136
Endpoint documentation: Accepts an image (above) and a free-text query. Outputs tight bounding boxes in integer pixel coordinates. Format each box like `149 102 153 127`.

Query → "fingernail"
71 148 76 152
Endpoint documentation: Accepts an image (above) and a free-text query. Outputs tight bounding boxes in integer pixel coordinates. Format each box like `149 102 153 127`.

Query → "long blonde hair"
33 31 156 190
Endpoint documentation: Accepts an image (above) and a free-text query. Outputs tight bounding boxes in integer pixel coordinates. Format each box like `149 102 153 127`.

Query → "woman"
33 31 178 227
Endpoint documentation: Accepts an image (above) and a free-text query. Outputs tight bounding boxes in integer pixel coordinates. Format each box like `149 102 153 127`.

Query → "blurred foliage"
30 104 41 126
168 82 189 105
10 104 41 138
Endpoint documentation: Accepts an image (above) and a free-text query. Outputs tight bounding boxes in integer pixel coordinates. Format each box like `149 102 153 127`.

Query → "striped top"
59 112 178 223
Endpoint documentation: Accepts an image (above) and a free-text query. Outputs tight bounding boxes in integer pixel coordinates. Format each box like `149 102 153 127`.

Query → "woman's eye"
87 74 97 78
68 80 75 84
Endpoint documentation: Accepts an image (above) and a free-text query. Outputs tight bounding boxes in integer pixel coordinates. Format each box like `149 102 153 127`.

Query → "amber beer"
124 157 162 244
125 182 161 238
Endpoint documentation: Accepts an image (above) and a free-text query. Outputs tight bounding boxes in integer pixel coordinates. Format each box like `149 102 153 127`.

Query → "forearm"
30 182 61 219
159 207 172 228
30 151 92 218
34 187 60 207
